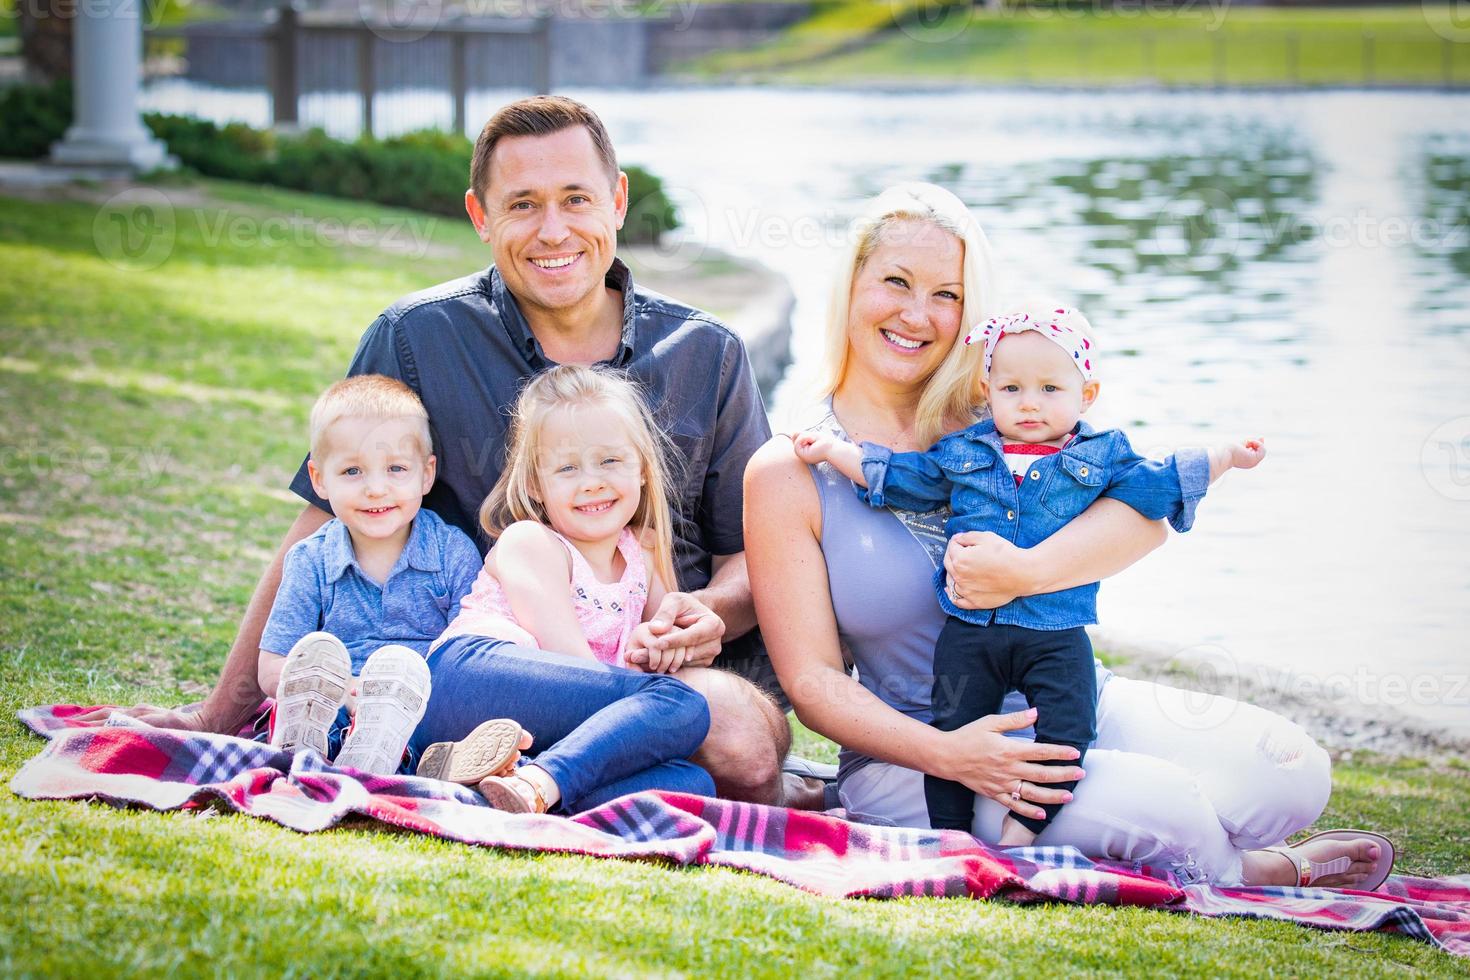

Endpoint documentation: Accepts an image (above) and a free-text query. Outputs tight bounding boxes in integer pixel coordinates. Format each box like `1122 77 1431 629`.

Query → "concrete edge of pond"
622 241 795 404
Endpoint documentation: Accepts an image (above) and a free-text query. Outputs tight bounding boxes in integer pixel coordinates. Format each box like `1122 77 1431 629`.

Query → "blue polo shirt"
260 509 483 672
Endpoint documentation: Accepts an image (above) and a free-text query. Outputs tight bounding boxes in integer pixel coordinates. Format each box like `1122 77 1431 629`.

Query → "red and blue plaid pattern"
12 704 1469 957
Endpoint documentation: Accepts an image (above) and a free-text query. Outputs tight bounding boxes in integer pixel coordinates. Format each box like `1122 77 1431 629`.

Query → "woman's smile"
880 328 928 352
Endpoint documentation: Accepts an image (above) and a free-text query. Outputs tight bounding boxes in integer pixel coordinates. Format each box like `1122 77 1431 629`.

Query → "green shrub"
0 81 679 240
143 114 275 182
621 164 678 245
0 79 72 160
271 128 374 200
359 132 473 217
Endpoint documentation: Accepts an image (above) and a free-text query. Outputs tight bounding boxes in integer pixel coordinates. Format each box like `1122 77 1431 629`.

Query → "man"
81 96 802 806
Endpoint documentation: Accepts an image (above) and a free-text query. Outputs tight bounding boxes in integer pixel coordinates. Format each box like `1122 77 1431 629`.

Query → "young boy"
795 304 1265 845
259 375 484 774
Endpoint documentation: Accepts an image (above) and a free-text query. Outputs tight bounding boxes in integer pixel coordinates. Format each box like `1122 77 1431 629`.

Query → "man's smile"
529 253 583 271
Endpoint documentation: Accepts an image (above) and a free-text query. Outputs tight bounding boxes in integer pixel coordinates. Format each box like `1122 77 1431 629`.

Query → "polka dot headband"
963 307 1097 383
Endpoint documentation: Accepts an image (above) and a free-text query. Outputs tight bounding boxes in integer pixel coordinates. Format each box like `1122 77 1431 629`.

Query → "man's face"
467 126 628 317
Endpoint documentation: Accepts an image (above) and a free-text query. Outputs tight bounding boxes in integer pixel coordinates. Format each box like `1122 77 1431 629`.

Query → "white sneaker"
270 632 353 759
334 644 432 776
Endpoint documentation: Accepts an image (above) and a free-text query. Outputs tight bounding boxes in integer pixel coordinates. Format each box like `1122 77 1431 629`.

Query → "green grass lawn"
683 2 1470 87
2 179 1468 975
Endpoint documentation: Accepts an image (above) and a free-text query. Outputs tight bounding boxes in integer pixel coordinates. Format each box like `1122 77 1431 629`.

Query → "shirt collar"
488 257 637 368
322 513 443 584
960 419 1094 446
322 519 360 584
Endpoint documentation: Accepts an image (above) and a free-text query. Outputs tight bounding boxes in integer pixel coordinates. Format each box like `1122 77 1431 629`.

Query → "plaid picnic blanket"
12 704 1470 958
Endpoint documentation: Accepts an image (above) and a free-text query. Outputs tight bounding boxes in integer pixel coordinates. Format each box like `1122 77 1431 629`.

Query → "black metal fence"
147 8 564 138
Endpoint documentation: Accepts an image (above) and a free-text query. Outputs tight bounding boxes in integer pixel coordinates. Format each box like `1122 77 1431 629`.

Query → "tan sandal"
1264 829 1396 891
415 718 524 784
477 772 547 814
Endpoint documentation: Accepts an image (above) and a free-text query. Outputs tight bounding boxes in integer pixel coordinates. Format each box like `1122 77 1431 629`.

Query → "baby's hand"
792 431 834 465
1231 438 1267 470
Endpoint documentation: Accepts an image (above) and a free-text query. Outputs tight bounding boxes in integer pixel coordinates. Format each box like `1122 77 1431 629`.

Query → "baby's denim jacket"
859 420 1210 630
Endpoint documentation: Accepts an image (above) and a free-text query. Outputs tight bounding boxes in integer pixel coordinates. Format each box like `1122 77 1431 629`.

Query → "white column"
50 0 173 170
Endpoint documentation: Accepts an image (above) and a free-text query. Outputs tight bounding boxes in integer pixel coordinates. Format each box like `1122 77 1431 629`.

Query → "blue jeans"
409 635 715 812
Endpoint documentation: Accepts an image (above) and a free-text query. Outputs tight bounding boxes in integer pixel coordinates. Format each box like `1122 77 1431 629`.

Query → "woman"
744 183 1390 887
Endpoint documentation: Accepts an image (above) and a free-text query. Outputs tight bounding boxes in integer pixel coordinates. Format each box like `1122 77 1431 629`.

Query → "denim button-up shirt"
859 420 1210 630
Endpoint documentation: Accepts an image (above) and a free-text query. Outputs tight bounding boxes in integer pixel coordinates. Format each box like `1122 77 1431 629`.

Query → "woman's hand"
943 531 1029 610
935 707 1085 822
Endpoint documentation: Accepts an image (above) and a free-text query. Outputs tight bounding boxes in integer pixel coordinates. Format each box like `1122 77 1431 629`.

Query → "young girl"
437 363 681 670
419 364 710 812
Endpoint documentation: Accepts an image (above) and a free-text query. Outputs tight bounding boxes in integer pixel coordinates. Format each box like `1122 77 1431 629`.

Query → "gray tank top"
809 406 1100 783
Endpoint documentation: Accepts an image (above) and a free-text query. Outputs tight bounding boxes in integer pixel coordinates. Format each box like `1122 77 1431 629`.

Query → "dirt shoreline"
623 241 795 399
1101 638 1470 761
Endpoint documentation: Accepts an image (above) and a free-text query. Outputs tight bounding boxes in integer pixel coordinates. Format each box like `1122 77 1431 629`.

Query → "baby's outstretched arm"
792 432 868 487
1207 438 1267 484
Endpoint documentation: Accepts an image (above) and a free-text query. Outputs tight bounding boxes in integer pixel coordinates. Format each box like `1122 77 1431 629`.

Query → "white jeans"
837 675 1332 885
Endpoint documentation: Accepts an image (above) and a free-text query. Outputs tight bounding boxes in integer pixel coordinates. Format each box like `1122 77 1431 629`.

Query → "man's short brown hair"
470 95 619 204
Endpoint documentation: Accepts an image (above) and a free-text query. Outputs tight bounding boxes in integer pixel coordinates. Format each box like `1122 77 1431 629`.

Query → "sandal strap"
509 772 548 814
1269 845 1353 886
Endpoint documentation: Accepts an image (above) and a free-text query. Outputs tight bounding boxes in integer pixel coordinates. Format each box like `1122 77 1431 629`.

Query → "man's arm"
697 551 756 640
75 504 332 732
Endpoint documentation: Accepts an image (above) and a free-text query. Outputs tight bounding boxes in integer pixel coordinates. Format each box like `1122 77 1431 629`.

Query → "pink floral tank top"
440 527 648 666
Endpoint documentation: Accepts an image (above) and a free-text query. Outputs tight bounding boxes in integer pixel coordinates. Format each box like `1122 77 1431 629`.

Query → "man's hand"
68 704 209 732
943 530 1027 610
624 591 726 673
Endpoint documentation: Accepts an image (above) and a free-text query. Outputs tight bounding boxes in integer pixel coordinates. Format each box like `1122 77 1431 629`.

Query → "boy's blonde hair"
818 182 998 448
309 375 432 460
480 365 681 593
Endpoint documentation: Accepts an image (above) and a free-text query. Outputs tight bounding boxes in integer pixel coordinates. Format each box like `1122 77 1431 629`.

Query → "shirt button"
1029 470 1039 480
1006 510 1015 520
1079 466 1090 477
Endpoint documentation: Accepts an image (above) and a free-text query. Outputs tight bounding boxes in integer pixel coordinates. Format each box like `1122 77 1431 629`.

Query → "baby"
795 304 1265 845
257 375 484 774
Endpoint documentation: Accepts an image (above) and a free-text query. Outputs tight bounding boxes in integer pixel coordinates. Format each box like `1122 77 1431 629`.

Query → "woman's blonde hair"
480 365 680 592
818 182 998 447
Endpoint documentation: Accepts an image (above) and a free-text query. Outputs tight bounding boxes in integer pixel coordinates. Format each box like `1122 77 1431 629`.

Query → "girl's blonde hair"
480 365 680 592
818 182 998 448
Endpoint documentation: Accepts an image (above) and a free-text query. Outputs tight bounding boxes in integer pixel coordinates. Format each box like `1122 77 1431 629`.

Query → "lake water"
145 83 1470 735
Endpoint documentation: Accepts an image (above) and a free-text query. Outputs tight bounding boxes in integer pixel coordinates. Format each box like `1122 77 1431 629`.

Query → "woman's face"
843 220 966 394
